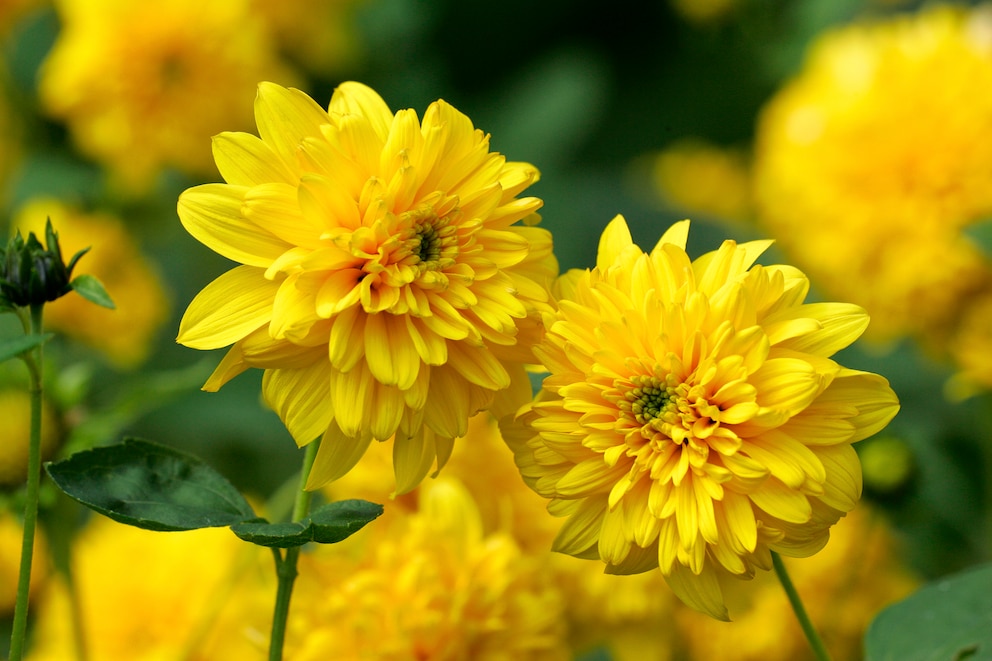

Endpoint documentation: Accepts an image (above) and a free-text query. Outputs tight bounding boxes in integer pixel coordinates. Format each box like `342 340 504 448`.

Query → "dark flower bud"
0 218 89 309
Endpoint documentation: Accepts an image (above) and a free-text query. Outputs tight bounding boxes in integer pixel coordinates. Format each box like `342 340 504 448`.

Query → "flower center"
415 222 443 265
624 375 675 424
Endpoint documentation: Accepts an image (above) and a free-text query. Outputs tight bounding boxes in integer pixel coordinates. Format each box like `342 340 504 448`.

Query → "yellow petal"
364 313 421 390
749 477 812 523
305 421 374 490
212 132 297 187
202 345 249 392
262 362 332 446
596 214 635 271
765 302 869 356
551 496 608 559
178 184 291 267
653 218 691 251
664 562 730 621
392 426 437 496
445 341 510 391
255 82 330 171
177 266 277 349
243 182 321 248
329 365 374 437
329 81 394 143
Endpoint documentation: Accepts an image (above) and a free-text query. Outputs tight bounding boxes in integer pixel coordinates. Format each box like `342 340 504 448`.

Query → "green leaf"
230 499 384 548
45 438 256 531
0 333 53 363
964 219 992 259
864 562 992 661
308 500 384 544
229 521 312 548
70 274 115 309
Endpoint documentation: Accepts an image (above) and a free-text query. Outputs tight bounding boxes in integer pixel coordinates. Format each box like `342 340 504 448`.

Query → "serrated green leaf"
70 274 115 309
864 563 992 661
230 521 312 548
0 333 53 363
45 438 256 531
230 500 384 549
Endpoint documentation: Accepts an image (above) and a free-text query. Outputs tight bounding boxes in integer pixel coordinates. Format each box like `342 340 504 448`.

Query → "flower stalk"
268 438 320 661
772 551 833 661
9 303 46 661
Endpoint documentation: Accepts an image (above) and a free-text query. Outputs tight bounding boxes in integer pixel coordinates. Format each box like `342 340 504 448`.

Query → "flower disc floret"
177 82 555 493
504 215 899 619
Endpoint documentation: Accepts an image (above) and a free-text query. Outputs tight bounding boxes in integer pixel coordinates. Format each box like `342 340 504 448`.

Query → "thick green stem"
267 439 320 661
772 551 833 661
9 304 46 661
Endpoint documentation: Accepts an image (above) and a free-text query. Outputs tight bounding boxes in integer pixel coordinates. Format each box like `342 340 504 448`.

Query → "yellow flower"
177 81 555 494
753 5 992 343
287 478 570 661
505 215 900 619
0 388 60 488
647 138 753 224
0 509 47 613
26 517 269 661
676 505 918 661
38 0 296 192
13 198 170 368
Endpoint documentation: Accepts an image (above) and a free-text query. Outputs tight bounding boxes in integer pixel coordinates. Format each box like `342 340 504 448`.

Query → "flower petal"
178 184 291 267
177 266 278 349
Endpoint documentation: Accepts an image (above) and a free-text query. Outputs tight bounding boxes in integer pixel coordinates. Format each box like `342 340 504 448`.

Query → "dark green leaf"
70 274 115 309
0 333 53 363
230 500 383 549
45 438 256 531
309 500 384 544
865 563 992 661
230 521 311 548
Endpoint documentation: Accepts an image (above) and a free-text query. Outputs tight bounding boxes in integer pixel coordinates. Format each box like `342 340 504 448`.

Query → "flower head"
0 217 87 309
504 215 899 619
753 5 992 343
177 82 555 493
288 478 570 661
39 0 296 191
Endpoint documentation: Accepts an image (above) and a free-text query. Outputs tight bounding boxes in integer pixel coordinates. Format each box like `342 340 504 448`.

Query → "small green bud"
0 218 89 308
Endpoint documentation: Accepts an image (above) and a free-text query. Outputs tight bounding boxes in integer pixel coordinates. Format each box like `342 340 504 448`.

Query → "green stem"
267 439 320 661
9 304 46 661
772 551 833 661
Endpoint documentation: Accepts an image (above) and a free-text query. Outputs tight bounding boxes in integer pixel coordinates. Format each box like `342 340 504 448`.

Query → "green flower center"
415 222 443 265
622 375 677 424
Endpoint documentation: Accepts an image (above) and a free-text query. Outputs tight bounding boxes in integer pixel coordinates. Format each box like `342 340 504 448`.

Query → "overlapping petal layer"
178 82 556 492
504 215 899 619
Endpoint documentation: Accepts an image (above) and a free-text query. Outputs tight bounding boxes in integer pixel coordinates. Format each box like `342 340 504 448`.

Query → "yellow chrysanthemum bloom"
753 5 992 343
177 81 555 494
38 0 296 192
287 478 570 661
13 199 170 368
505 215 899 620
26 517 268 661
676 506 918 661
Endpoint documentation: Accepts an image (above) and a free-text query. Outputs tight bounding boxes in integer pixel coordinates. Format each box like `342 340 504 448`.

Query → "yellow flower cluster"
505 215 899 619
12 198 170 368
648 138 753 224
753 5 992 345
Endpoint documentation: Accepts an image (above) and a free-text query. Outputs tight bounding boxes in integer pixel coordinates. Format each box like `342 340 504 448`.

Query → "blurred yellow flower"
676 505 918 661
26 517 268 661
505 215 900 619
13 199 170 368
647 138 753 223
288 478 570 661
753 5 992 343
0 509 47 613
178 81 556 494
252 0 365 75
0 387 59 488
38 0 296 192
